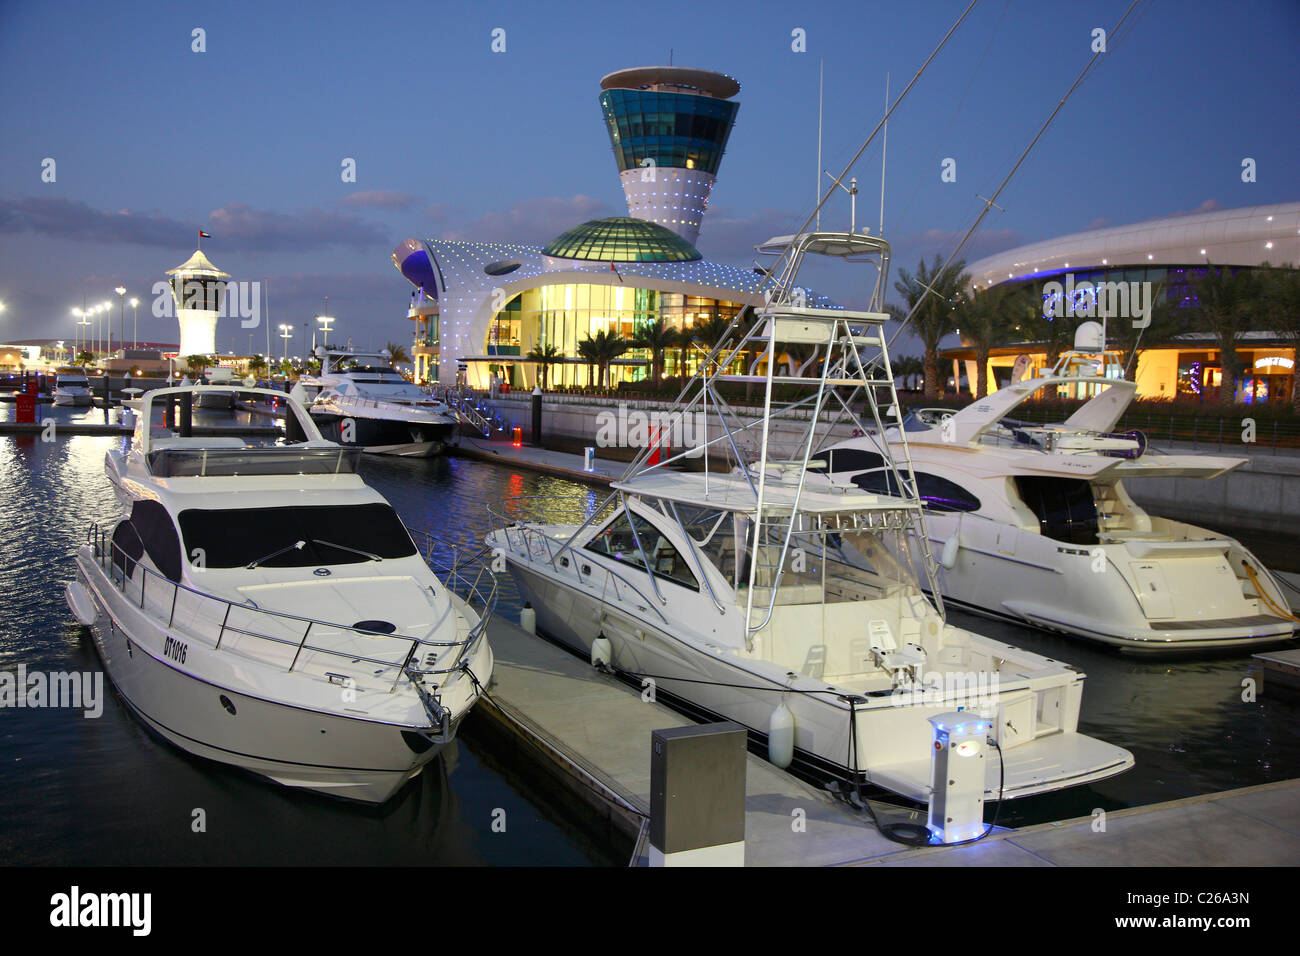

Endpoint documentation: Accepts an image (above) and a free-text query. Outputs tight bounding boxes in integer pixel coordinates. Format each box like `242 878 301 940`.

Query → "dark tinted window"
177 503 417 569
1014 476 1098 545
851 470 980 513
812 447 886 474
130 499 183 581
586 511 698 591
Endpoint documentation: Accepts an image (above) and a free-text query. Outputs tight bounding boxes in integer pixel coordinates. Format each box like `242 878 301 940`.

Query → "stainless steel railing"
86 522 496 692
487 495 670 624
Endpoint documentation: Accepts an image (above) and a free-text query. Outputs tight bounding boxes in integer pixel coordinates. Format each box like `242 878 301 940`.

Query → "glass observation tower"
599 66 740 247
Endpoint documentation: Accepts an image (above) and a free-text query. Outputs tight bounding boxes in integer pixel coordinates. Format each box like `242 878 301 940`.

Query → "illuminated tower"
165 248 229 357
599 66 740 246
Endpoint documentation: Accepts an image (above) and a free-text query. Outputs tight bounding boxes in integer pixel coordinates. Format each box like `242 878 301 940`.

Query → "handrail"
86 522 495 691
488 496 671 625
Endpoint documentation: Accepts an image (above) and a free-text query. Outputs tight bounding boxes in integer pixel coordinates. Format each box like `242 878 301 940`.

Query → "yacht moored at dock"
296 349 459 457
489 232 1134 804
52 368 92 406
65 385 495 803
816 343 1298 652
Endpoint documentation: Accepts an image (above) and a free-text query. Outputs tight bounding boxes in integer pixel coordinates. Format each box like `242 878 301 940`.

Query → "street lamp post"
279 324 292 363
101 300 112 356
130 297 139 349
115 286 126 357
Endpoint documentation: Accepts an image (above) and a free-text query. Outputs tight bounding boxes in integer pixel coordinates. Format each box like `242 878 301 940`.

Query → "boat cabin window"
811 447 886 474
1013 476 1098 545
586 511 699 591
115 499 183 582
851 469 981 513
177 503 417 569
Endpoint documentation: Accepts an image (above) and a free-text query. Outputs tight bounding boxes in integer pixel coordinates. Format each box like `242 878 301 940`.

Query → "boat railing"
487 495 670 624
86 523 495 691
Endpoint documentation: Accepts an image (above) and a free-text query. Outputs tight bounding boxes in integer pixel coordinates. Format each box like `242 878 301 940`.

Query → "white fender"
768 698 796 769
66 581 97 626
518 604 536 635
940 535 960 570
591 633 612 669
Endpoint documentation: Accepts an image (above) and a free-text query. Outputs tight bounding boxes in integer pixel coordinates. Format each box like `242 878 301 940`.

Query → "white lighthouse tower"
166 248 230 357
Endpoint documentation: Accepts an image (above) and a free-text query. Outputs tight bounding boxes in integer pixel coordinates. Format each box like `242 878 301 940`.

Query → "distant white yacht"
294 349 459 457
52 368 92 406
817 339 1297 652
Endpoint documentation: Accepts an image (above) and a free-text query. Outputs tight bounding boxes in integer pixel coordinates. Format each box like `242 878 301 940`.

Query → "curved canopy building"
946 202 1300 401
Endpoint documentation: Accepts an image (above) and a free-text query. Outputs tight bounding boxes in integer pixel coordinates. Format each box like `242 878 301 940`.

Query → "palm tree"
1187 262 1258 405
950 286 1020 399
247 354 268 376
631 318 680 386
576 335 601 388
1260 264 1300 410
1106 282 1189 381
183 354 214 378
893 355 924 391
384 341 411 366
893 255 969 398
75 350 95 366
526 343 562 390
584 328 629 389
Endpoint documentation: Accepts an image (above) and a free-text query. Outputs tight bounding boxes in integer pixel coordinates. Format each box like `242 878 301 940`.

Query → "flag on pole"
198 230 211 239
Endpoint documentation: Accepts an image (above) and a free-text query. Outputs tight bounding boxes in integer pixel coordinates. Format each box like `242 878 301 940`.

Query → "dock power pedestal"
927 712 991 844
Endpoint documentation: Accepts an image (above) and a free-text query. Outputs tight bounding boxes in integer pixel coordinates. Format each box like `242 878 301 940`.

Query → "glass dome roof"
541 217 702 262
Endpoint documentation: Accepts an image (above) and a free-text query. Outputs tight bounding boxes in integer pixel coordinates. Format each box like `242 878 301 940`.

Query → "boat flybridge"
65 385 495 803
488 232 1133 808
52 367 92 406
294 348 459 457
817 343 1298 652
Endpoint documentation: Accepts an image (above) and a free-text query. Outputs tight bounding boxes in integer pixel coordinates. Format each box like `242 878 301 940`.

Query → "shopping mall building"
392 66 831 388
945 201 1300 402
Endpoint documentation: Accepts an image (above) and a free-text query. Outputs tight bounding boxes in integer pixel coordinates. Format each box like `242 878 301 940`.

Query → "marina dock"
478 615 1300 866
451 438 620 486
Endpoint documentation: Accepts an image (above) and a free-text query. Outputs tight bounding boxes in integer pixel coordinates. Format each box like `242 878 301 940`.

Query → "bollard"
649 722 746 866
512 425 522 447
179 391 193 438
583 447 596 472
531 385 542 444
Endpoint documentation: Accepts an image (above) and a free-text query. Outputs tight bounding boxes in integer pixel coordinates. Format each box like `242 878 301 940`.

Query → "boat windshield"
177 503 417 569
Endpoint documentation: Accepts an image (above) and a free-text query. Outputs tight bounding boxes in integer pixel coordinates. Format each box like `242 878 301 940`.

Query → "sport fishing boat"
816 338 1297 653
296 349 459 457
65 385 495 803
52 367 92 406
488 232 1133 804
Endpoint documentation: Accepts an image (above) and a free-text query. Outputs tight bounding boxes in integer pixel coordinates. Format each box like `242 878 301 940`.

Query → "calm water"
2 402 1298 857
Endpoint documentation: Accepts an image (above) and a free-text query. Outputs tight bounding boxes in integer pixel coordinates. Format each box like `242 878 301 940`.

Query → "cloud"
207 202 387 250
336 190 417 210
0 197 387 251
695 207 804 264
1166 198 1221 217
439 195 614 243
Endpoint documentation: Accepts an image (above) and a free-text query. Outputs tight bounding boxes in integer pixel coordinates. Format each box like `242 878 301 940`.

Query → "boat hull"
909 513 1296 653
310 410 455 457
71 555 459 804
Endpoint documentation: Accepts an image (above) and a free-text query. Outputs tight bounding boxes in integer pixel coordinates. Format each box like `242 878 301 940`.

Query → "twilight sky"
0 0 1296 358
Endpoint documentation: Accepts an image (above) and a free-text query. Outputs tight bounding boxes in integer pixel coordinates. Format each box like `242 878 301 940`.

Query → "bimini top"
542 217 703 263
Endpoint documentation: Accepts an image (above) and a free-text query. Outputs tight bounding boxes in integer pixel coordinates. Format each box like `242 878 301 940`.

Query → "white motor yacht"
298 349 459 457
52 368 92 406
65 385 495 803
816 346 1297 652
488 233 1133 805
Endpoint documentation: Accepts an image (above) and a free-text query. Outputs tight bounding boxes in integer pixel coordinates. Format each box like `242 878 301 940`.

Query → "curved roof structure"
541 217 703 262
965 202 1300 289
165 248 229 278
600 66 739 99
